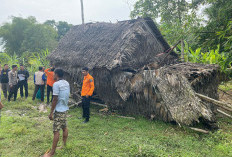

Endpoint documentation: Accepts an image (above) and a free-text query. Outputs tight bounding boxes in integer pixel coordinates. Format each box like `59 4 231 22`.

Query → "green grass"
219 80 232 91
1 81 232 157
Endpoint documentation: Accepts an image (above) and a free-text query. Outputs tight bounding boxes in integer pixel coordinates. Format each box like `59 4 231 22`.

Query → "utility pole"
80 0 85 24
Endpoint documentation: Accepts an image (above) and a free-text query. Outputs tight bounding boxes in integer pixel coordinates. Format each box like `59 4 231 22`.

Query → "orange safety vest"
44 68 56 87
81 73 94 96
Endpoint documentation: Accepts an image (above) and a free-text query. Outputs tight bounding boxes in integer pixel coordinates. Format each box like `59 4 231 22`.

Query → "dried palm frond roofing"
48 17 177 70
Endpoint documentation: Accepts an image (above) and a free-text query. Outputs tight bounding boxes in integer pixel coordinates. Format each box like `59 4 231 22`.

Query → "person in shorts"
43 69 70 157
0 92 4 123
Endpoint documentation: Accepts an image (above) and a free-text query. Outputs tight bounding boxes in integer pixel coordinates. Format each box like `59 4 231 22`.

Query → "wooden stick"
91 102 107 108
217 109 232 119
196 93 232 112
159 40 181 65
189 127 209 134
116 116 136 120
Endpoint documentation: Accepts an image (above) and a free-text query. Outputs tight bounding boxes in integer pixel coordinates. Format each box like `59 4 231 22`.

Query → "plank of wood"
217 109 232 119
189 127 209 134
196 93 232 112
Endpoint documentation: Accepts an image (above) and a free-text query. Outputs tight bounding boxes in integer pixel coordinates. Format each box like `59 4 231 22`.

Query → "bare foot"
42 152 54 157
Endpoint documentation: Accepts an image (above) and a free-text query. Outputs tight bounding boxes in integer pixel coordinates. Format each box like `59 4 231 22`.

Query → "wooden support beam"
196 93 232 112
217 109 232 119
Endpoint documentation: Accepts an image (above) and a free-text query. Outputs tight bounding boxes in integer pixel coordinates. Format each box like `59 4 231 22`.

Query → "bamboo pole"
189 127 209 134
196 93 232 112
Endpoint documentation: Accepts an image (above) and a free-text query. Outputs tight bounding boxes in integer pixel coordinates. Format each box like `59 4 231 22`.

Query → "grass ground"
0 81 232 157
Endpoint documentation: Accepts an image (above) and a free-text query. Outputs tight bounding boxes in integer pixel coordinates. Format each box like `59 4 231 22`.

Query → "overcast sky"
0 0 137 25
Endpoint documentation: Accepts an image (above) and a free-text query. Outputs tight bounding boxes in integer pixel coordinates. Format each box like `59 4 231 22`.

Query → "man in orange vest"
81 67 94 123
44 67 56 104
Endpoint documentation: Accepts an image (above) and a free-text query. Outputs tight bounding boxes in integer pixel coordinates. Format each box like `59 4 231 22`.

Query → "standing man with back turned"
18 64 29 99
8 65 18 102
43 69 70 157
32 67 46 102
81 67 94 123
44 67 55 104
1 64 10 100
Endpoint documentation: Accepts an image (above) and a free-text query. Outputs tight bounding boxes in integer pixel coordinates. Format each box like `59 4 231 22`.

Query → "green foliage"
0 16 36 55
179 44 232 72
0 49 50 73
131 0 203 46
0 52 20 67
44 20 72 40
27 49 50 73
196 1 232 50
0 16 73 56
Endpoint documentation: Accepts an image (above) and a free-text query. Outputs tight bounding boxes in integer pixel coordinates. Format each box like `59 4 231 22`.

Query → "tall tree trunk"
181 39 185 62
80 0 84 24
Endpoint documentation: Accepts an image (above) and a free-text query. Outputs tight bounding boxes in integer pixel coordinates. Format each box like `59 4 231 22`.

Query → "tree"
44 20 72 40
196 0 232 51
131 0 203 60
0 16 59 56
20 24 58 52
0 16 36 55
56 21 72 40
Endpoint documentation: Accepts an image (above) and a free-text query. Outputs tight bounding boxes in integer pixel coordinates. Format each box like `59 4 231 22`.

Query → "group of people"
0 64 56 104
0 64 95 157
1 64 30 101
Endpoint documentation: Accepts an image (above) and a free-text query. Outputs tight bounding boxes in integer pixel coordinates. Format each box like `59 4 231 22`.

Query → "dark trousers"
1 83 9 99
82 96 90 121
32 85 45 102
8 84 18 101
47 85 53 103
18 80 28 98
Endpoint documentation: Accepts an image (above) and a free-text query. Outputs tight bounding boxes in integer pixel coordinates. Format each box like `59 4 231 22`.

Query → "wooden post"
80 0 84 24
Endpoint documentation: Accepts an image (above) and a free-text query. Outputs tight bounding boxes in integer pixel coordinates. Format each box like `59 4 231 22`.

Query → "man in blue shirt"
43 69 70 157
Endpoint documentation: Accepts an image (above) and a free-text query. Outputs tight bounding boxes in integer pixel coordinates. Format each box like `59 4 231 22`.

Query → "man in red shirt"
81 67 94 123
44 67 56 104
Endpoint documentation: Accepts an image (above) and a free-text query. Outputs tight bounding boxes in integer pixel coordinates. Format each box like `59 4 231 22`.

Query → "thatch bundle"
48 18 221 126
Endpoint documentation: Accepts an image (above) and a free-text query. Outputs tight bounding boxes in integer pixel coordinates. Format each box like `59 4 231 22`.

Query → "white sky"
0 0 137 25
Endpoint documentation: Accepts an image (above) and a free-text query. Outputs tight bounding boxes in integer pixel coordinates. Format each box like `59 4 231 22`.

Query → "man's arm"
44 68 50 74
87 78 95 97
26 71 29 79
8 72 12 87
49 96 58 120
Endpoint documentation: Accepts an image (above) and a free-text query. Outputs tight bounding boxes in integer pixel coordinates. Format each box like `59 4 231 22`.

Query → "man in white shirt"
43 69 70 157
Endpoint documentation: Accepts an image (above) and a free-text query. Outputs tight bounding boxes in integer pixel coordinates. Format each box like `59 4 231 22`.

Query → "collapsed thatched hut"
48 18 221 126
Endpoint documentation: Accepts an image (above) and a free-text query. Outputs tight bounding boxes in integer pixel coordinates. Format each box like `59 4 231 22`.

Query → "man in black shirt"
18 65 29 99
1 64 10 99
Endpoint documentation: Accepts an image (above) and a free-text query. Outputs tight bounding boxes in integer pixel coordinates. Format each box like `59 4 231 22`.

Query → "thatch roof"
48 17 177 70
